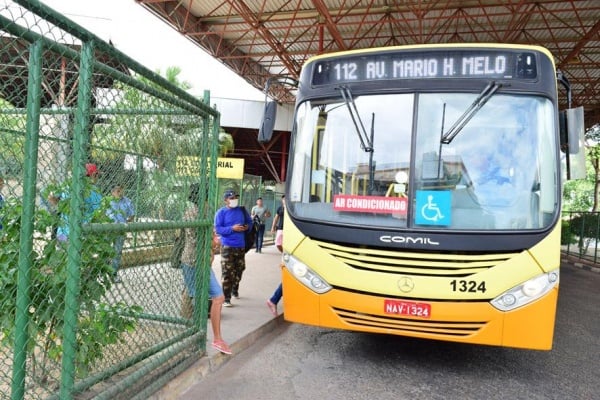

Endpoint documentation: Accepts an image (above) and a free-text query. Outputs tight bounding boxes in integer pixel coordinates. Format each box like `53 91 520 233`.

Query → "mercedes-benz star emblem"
397 277 415 293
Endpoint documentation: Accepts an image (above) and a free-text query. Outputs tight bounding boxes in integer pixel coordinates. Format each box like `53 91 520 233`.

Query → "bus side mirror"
258 101 277 143
560 106 586 180
560 107 584 154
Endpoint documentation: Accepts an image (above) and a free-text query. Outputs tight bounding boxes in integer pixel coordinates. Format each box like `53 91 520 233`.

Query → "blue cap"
223 190 238 199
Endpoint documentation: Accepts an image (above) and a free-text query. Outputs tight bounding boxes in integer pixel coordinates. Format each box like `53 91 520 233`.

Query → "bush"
563 213 600 256
561 219 577 245
0 179 141 384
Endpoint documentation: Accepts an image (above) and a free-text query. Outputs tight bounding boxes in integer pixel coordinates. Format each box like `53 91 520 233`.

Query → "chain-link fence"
561 211 600 265
0 1 219 398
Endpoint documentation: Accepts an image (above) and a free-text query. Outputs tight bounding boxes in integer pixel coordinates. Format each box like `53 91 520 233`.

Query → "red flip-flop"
212 340 232 355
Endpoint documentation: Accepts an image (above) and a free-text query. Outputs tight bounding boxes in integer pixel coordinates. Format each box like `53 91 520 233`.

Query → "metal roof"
137 0 600 181
138 0 599 120
0 37 129 109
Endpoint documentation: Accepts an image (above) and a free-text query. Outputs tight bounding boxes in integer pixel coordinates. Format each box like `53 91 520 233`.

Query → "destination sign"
311 50 537 86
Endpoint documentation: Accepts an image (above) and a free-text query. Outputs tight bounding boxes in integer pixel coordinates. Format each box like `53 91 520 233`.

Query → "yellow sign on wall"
176 156 245 179
215 158 245 179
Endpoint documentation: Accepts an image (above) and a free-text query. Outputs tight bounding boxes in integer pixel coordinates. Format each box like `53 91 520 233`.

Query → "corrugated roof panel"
137 0 600 126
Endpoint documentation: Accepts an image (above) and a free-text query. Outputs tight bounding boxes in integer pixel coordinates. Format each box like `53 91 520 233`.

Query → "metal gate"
0 1 219 398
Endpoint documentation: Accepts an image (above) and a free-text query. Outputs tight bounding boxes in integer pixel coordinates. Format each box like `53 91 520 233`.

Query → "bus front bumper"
281 268 558 350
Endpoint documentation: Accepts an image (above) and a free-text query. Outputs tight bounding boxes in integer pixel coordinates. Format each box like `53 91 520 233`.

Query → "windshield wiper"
338 86 373 152
338 86 377 194
441 81 502 144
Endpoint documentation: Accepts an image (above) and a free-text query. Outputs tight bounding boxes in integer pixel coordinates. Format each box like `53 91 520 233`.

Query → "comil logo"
379 235 440 245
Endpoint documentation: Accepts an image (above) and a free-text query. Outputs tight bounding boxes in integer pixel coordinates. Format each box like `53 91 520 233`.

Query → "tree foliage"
0 98 26 177
0 179 141 385
219 128 234 156
562 212 600 256
91 67 232 220
585 123 600 211
562 123 600 212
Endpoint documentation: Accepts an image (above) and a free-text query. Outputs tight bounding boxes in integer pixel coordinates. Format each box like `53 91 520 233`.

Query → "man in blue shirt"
107 184 135 282
214 189 253 307
83 163 102 219
54 163 102 242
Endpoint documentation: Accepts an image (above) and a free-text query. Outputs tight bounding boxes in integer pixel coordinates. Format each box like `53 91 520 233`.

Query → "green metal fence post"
2 2 222 397
133 155 144 248
565 212 571 255
10 38 44 400
188 91 216 352
593 214 600 264
59 40 95 399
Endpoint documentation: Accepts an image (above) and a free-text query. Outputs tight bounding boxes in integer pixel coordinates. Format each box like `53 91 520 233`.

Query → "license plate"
384 299 431 318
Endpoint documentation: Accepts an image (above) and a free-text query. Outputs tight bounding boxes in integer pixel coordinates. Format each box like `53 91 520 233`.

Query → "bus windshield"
287 92 558 231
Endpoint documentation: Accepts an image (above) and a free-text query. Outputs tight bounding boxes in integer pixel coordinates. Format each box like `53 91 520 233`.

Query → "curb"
150 315 286 399
561 254 600 274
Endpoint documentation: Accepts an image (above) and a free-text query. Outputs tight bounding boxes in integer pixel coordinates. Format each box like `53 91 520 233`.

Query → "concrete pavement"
147 247 600 399
150 243 286 399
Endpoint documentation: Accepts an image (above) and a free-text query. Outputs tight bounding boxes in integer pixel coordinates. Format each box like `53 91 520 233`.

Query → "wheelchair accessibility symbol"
422 195 444 221
415 190 451 226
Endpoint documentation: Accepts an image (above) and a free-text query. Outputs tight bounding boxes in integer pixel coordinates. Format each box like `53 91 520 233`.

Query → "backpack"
241 207 258 253
170 229 185 268
244 223 259 253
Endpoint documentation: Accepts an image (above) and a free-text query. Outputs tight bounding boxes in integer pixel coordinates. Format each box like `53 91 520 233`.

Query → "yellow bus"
260 44 585 350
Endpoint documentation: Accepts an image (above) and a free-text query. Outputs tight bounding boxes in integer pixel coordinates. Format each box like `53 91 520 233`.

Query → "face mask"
228 199 239 208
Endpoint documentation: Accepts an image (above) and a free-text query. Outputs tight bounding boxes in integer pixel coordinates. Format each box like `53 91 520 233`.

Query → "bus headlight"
283 254 332 294
491 269 559 311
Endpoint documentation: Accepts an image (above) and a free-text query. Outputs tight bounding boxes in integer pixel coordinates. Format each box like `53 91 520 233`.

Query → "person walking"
214 189 253 307
106 184 135 282
250 197 270 253
271 195 285 252
83 163 102 220
53 163 102 243
267 195 285 315
181 184 232 355
266 283 283 316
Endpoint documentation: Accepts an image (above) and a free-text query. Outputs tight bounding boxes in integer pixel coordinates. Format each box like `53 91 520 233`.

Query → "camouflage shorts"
220 246 246 300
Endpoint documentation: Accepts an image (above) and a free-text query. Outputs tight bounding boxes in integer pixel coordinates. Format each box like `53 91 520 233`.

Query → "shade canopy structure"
137 0 600 181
